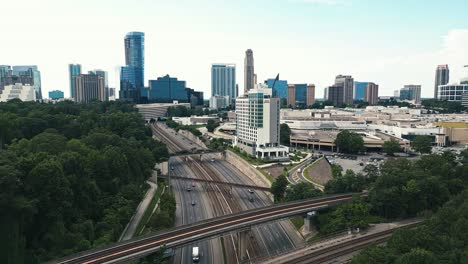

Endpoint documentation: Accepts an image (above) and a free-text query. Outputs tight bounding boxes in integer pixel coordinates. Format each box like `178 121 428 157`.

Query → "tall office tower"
74 73 107 103
287 84 315 107
434 64 449 99
12 66 42 100
244 49 254 94
0 65 11 91
234 84 289 160
91 70 109 100
265 78 288 99
69 64 82 98
211 64 236 102
364 82 379 105
335 75 354 105
400 85 422 103
354 82 369 100
148 75 189 102
326 85 344 106
120 32 145 101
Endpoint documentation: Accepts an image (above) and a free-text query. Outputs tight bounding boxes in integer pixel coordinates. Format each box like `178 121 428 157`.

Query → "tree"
271 175 288 202
280 123 291 146
285 182 322 201
335 130 365 154
325 170 367 194
411 136 432 154
206 119 219 133
383 139 401 156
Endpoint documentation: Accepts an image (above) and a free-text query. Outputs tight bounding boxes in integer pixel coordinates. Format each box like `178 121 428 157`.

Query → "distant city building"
462 93 468 108
394 90 400 99
0 65 11 91
354 82 368 100
136 102 191 120
287 84 315 107
108 87 116 100
210 95 230 109
244 49 254 94
234 84 289 160
400 85 421 104
326 85 344 106
90 70 109 100
145 75 203 106
434 64 449 99
74 72 107 103
211 64 236 103
69 64 82 98
364 82 379 105
187 89 204 107
265 78 288 99
49 90 64 100
335 75 354 105
0 83 35 102
438 84 468 102
12 66 42 100
120 32 145 102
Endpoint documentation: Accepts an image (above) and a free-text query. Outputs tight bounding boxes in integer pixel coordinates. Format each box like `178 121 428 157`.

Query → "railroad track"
279 221 422 264
150 123 187 152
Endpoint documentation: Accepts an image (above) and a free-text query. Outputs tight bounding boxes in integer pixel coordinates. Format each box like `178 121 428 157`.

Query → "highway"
52 193 356 264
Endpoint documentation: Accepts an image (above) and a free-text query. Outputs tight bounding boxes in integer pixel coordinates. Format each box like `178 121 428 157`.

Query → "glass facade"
12 66 42 100
265 78 288 98
49 90 64 100
295 84 307 105
211 64 236 102
69 64 81 98
120 32 145 101
148 75 188 102
354 82 368 100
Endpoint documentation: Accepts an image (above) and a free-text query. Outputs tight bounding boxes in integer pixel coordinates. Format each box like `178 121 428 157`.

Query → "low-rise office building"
0 83 36 102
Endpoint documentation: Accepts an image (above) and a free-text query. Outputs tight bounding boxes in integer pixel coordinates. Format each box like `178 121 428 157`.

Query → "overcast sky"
2 0 468 99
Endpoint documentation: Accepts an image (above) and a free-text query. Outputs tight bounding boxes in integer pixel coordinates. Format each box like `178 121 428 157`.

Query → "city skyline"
2 0 468 99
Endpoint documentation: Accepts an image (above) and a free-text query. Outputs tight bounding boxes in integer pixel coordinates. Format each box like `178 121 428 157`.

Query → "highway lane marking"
77 196 351 264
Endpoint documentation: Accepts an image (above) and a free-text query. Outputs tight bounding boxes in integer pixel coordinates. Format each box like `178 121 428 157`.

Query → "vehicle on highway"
297 168 302 173
210 159 215 162
248 189 254 193
191 201 196 206
192 246 200 263
186 187 191 192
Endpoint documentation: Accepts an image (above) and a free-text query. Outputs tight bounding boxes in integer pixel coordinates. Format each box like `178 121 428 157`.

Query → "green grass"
135 183 165 236
290 216 304 230
302 158 325 187
259 169 274 184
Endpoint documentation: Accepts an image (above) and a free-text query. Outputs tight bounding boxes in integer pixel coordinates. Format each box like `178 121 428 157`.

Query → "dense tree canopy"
410 136 432 154
422 99 465 113
0 100 169 263
335 130 365 154
271 175 289 202
280 123 291 146
383 139 401 156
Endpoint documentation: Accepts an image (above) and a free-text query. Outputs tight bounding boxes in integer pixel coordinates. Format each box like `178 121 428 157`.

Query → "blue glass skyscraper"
354 82 368 100
211 64 236 102
265 78 288 98
148 75 188 102
120 32 145 101
69 64 81 99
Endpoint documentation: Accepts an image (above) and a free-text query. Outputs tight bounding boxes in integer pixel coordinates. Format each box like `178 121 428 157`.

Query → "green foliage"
383 139 401 156
165 118 202 137
410 136 432 154
352 190 468 263
422 99 464 113
147 192 176 232
280 123 291 145
209 138 227 151
317 200 371 235
325 170 367 194
271 175 289 202
0 100 169 263
206 119 220 133
284 182 322 202
335 130 365 154
331 164 343 178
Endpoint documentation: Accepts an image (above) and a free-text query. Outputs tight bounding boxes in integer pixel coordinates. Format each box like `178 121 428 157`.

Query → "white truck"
192 246 200 263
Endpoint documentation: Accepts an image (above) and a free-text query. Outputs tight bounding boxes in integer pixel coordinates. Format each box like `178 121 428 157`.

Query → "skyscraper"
364 82 379 105
326 85 344 106
74 72 107 103
92 70 109 100
335 75 354 105
400 85 421 103
354 82 368 100
211 64 236 102
12 66 42 100
69 64 82 99
120 32 145 102
265 78 288 99
287 84 315 107
244 49 254 94
0 65 11 91
434 64 449 99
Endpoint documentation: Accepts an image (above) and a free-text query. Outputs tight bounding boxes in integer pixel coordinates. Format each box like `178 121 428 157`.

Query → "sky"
2 0 468 99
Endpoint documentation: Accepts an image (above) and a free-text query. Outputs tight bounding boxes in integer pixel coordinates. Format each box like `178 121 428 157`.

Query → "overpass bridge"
170 150 224 158
53 193 361 264
159 175 271 192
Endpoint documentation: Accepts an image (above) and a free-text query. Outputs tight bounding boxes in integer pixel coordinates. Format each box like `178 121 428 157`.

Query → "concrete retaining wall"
225 150 271 188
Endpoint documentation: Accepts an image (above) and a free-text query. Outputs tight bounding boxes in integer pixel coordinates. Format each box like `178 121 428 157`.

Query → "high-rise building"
438 84 468 102
364 82 379 105
434 64 449 99
326 85 344 106
209 95 230 109
265 78 288 99
91 70 109 100
0 65 11 91
244 49 254 94
12 66 42 100
109 88 116 101
49 90 64 100
234 84 289 160
287 84 315 107
74 73 107 103
354 82 368 100
120 32 145 102
0 83 36 102
69 64 82 98
399 85 421 104
148 75 188 102
335 75 353 105
211 64 236 103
